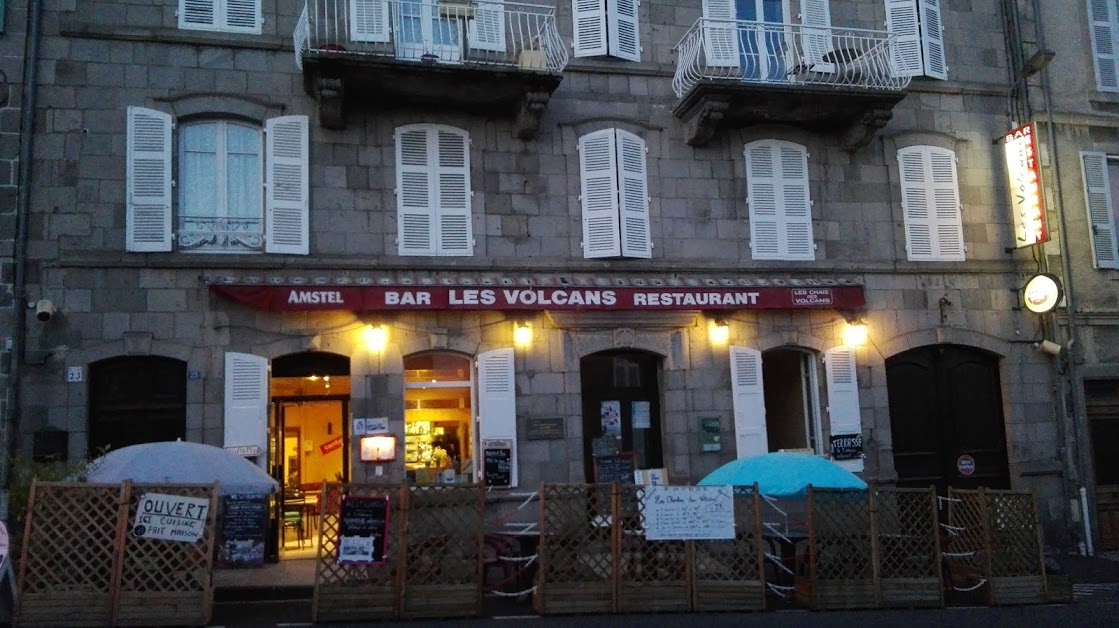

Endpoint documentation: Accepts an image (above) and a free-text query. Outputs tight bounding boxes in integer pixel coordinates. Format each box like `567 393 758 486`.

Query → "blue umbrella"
85 440 279 496
697 452 866 497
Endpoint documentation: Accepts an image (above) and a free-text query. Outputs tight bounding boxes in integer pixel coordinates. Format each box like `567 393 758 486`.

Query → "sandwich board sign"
133 493 210 543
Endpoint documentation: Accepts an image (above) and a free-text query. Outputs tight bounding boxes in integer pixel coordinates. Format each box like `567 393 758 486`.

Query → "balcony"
673 19 910 149
295 0 567 139
177 216 265 253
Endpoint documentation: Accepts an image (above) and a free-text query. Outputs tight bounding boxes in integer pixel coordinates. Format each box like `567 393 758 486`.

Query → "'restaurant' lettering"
288 290 344 305
633 292 759 306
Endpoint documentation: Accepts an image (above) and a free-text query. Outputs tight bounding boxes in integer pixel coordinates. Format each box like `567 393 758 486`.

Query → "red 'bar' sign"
1004 123 1049 248
210 284 865 312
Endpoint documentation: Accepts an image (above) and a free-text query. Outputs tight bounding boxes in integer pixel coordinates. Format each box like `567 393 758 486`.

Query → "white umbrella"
85 440 279 495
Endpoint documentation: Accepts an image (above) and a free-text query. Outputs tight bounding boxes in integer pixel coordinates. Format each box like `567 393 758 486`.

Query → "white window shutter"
898 146 933 259
899 145 963 261
1090 0 1119 92
928 147 964 260
730 346 767 460
800 0 834 69
615 130 651 258
608 0 641 61
265 115 309 255
825 346 863 473
919 0 947 80
573 0 608 57
181 0 218 30
778 142 814 260
224 352 269 471
477 348 518 488
435 128 473 256
351 0 391 43
1081 152 1119 269
469 1 507 52
885 0 923 77
702 0 740 69
397 126 436 255
224 0 261 32
745 140 781 260
579 129 622 258
126 106 173 253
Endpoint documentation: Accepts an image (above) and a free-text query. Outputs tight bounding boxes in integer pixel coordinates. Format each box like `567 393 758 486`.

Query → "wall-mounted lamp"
708 318 730 345
360 434 397 463
843 321 869 347
1022 49 1055 78
513 321 533 347
364 324 388 353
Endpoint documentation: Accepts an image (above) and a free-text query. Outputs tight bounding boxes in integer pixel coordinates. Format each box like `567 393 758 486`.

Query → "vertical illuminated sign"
1004 123 1049 248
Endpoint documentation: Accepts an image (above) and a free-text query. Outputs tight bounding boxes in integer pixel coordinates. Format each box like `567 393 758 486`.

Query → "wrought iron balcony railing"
673 19 911 98
295 0 567 73
177 216 264 253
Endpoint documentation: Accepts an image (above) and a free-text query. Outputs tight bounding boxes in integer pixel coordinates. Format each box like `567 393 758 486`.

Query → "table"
284 495 320 540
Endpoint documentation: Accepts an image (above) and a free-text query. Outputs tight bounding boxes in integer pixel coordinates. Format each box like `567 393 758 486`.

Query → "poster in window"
337 495 389 564
600 400 622 437
632 401 651 429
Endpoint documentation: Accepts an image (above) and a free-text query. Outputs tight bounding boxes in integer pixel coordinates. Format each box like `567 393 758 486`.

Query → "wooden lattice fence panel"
534 484 614 615
873 488 943 608
616 485 689 613
312 483 402 623
16 482 124 627
115 484 218 626
798 488 876 610
947 488 992 603
691 487 766 612
985 490 1047 605
400 485 484 619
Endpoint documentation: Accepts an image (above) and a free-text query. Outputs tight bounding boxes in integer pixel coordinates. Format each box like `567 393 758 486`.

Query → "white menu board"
642 485 735 541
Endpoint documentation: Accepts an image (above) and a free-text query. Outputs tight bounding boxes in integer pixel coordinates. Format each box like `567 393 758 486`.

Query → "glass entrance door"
737 0 786 81
396 0 463 63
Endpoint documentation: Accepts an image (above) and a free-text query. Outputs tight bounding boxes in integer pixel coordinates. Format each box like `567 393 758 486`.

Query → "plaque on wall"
526 417 565 440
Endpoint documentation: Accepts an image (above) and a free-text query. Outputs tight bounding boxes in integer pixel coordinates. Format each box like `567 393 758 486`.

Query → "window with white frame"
886 0 946 80
126 107 309 255
1080 152 1119 268
897 145 964 261
572 0 641 61
1090 0 1119 92
179 0 262 34
395 124 474 257
744 139 815 261
578 128 651 259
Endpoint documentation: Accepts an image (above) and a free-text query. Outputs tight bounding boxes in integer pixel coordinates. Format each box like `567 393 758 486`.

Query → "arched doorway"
580 350 664 482
89 356 187 456
403 352 474 484
886 344 1010 492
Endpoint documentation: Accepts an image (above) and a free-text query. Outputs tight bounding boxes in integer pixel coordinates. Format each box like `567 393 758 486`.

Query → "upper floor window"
179 0 262 34
897 145 964 261
578 129 651 259
744 139 814 261
886 0 946 80
1080 152 1119 269
573 0 641 61
126 107 309 255
395 124 474 257
1090 0 1119 92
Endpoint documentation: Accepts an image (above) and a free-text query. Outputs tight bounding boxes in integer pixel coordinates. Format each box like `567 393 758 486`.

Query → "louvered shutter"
397 126 435 255
899 145 963 261
919 0 946 80
579 129 622 258
469 1 506 52
265 115 309 255
1090 0 1119 92
224 352 269 471
928 147 963 259
885 0 923 77
573 0 608 57
608 0 641 61
779 142 814 260
477 348 518 488
351 0 391 43
616 130 651 258
181 0 217 30
702 0 740 68
435 128 473 256
730 346 767 460
1081 152 1119 269
825 346 863 473
746 140 813 261
801 0 834 70
126 106 173 252
224 0 261 32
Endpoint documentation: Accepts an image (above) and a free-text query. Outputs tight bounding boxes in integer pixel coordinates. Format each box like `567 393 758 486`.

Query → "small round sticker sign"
957 454 976 476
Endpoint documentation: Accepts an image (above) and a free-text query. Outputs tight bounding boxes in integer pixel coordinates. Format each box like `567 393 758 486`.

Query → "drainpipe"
3 0 45 512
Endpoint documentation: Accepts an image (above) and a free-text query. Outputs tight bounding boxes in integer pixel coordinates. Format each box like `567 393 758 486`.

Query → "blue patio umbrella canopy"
85 440 279 496
697 452 867 497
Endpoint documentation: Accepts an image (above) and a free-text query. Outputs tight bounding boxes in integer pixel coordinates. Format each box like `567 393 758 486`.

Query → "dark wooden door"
580 350 663 482
1086 379 1119 551
89 356 187 456
886 345 1010 492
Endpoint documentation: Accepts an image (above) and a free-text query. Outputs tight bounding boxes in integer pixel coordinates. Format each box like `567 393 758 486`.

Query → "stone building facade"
4 0 1082 545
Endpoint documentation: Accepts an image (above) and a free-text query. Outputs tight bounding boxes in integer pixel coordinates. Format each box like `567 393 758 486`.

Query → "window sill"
60 16 287 51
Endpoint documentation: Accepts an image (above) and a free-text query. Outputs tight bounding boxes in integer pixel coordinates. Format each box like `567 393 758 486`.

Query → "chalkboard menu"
830 433 863 461
594 451 636 484
338 495 389 564
217 494 268 568
483 447 513 488
591 436 620 457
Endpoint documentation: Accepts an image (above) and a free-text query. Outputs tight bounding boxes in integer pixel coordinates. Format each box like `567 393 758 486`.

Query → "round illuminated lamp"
1022 273 1063 314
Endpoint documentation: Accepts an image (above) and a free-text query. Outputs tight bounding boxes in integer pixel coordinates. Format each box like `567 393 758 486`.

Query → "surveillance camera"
34 299 56 322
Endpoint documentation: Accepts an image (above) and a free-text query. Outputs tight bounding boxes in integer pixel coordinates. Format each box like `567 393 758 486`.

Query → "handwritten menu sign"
642 485 735 541
593 451 636 485
338 495 389 564
217 494 268 568
591 436 619 457
483 446 513 488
